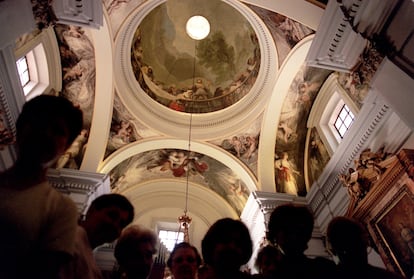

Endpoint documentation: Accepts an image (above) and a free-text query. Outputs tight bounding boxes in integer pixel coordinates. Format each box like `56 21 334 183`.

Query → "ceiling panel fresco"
131 0 260 113
52 0 333 201
274 65 332 196
109 149 250 215
48 0 373 210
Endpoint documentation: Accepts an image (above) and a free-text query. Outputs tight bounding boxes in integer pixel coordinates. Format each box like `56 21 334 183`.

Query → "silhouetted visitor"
60 193 134 279
201 218 253 279
113 224 158 279
266 203 336 279
252 245 282 279
327 216 405 279
0 94 83 279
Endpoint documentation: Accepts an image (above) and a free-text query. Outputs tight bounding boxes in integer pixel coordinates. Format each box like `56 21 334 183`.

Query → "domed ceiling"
131 0 261 113
51 0 354 251
113 0 277 140
104 0 274 218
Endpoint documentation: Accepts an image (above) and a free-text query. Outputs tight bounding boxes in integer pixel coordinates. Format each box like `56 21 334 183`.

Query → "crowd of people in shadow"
0 95 408 279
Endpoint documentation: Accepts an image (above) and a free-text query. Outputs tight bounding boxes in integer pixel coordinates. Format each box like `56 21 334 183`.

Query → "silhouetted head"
202 218 252 274
15 95 83 168
254 245 282 277
326 216 369 266
267 203 314 256
83 193 134 248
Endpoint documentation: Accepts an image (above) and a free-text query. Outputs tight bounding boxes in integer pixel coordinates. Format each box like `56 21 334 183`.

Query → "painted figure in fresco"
193 79 211 100
56 128 88 169
243 136 258 161
274 152 300 195
106 0 131 15
109 120 134 150
232 136 245 158
278 121 295 144
156 150 208 178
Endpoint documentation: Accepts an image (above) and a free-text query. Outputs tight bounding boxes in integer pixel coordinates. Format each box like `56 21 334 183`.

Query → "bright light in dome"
186 15 210 40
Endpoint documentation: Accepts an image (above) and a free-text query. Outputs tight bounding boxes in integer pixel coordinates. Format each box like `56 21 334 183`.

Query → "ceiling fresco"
45 0 376 215
131 0 260 113
55 24 96 129
275 65 332 196
109 149 250 215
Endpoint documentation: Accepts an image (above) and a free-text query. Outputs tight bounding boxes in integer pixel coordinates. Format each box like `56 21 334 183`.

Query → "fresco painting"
337 43 384 109
306 127 331 188
130 0 261 113
274 66 332 196
110 149 250 215
52 2 351 199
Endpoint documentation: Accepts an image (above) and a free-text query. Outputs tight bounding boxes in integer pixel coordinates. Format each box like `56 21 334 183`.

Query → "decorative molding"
306 0 401 72
52 0 103 29
307 88 405 227
372 58 414 130
306 0 367 72
0 45 27 170
241 191 329 272
0 0 36 49
47 168 111 215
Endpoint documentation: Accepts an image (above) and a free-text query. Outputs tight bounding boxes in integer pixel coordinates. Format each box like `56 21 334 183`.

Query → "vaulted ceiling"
45 0 341 252
8 0 389 254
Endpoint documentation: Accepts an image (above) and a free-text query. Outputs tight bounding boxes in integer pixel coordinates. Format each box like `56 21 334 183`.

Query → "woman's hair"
114 224 157 265
254 245 280 271
167 242 202 268
201 218 252 266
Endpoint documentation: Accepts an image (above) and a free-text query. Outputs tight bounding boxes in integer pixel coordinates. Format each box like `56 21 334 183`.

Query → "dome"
130 0 261 113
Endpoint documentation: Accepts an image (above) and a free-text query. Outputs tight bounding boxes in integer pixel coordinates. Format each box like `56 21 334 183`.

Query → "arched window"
14 27 62 100
308 73 359 155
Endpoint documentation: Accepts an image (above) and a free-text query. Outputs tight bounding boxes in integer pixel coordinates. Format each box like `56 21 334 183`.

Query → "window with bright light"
334 104 354 138
307 73 359 154
158 229 184 252
16 48 41 98
16 56 30 87
14 27 60 101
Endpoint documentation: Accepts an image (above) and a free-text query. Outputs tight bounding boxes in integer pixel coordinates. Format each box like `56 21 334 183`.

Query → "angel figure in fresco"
159 151 188 177
243 136 258 161
278 121 295 143
109 120 134 150
231 136 246 158
274 152 301 195
105 0 130 15
155 150 208 178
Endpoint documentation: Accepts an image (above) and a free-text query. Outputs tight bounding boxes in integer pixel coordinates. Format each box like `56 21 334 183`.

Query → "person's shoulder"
307 257 337 278
311 256 336 267
45 184 78 218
